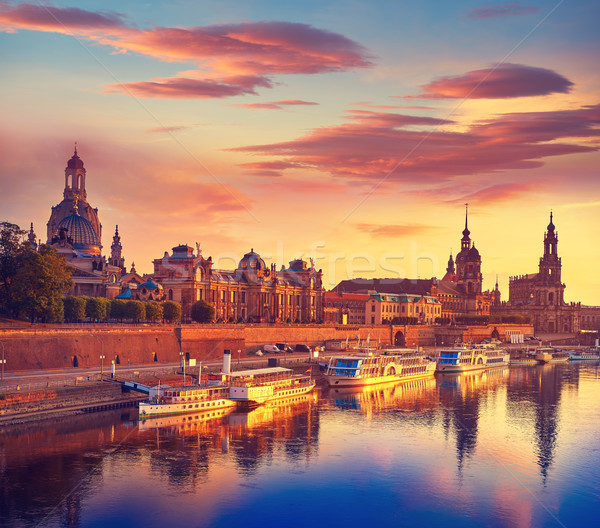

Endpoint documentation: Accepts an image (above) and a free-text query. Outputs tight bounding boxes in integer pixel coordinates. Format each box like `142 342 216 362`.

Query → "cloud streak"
0 4 372 99
357 223 439 237
234 99 318 110
467 2 539 20
411 64 573 99
232 104 600 183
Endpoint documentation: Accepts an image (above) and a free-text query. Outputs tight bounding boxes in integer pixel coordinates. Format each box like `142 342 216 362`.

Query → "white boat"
534 347 570 364
436 341 510 373
324 346 436 388
139 383 236 418
228 366 315 405
567 347 600 361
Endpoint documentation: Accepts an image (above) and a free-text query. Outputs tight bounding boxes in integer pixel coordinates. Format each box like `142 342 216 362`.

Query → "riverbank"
0 381 145 426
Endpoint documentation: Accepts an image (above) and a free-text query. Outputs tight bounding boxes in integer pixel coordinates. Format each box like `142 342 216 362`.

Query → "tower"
110 225 125 272
47 145 102 244
455 204 483 295
537 212 564 305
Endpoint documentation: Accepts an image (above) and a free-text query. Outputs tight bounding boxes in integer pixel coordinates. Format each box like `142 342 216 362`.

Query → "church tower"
47 145 102 244
110 225 126 272
455 205 483 295
537 212 564 305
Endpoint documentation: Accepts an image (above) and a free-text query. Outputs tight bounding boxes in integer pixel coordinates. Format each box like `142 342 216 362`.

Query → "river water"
1 362 599 528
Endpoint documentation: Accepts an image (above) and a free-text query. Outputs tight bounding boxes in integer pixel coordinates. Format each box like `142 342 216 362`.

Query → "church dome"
67 148 85 170
547 212 555 232
467 245 480 259
238 248 266 271
139 279 162 291
55 211 101 254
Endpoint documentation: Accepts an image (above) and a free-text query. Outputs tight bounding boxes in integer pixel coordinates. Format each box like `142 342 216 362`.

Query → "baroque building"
150 245 324 323
501 213 600 333
43 146 126 298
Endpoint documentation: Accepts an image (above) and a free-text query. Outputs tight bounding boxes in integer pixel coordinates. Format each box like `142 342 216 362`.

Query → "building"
500 213 600 333
323 291 369 325
43 147 126 298
333 206 494 323
366 292 441 325
151 245 324 323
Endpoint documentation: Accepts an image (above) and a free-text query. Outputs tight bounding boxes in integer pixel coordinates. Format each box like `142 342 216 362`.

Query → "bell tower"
538 212 564 305
110 225 125 272
63 143 87 202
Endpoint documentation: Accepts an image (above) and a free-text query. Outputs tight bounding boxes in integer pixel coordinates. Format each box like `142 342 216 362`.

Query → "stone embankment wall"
0 322 533 372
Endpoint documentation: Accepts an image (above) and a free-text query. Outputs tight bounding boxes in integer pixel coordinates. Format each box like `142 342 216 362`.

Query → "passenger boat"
228 366 315 405
324 346 436 387
436 341 510 373
566 347 600 361
139 383 236 418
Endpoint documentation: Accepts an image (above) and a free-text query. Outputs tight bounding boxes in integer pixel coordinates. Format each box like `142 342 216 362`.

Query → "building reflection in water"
506 362 578 484
437 368 509 475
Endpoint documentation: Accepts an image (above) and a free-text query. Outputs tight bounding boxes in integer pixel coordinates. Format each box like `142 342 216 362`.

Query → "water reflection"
1 362 599 527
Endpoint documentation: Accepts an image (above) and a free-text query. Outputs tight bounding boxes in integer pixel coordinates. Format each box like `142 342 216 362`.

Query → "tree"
145 301 163 322
191 300 215 323
12 244 73 322
125 300 145 322
64 296 86 322
162 300 181 323
110 299 126 321
0 221 27 316
86 297 107 321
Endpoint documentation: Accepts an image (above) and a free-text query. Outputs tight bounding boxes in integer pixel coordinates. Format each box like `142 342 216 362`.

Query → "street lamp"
89 334 105 378
0 341 5 382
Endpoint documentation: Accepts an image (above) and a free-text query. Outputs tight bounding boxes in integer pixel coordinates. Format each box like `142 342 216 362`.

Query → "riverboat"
567 347 600 361
534 347 570 364
436 341 510 373
228 367 315 405
139 383 236 418
324 347 436 387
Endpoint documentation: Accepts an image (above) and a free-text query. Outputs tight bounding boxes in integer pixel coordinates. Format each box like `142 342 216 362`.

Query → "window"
371 304 375 312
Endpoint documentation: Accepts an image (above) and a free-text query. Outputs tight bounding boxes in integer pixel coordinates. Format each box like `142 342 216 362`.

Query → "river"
1 362 599 527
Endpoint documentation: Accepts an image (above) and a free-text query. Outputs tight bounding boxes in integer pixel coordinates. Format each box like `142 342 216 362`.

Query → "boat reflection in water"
328 377 437 415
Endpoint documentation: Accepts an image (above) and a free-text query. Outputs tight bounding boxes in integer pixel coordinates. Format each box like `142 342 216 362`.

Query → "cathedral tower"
455 205 483 295
47 145 102 244
537 212 564 305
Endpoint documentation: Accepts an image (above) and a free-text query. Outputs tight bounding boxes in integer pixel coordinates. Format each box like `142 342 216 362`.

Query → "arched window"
168 289 173 300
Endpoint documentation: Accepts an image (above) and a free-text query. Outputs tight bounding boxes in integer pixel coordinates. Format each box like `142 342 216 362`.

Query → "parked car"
276 342 293 353
294 344 312 353
263 344 281 354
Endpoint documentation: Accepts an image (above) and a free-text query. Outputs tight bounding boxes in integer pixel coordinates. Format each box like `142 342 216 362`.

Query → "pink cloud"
467 2 538 20
234 99 319 110
344 110 453 127
232 104 599 183
108 75 272 99
412 64 573 99
352 101 435 111
0 5 372 99
145 125 190 133
0 2 128 33
444 182 535 206
356 224 439 237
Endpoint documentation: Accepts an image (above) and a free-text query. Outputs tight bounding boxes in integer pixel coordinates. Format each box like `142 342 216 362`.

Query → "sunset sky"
1 1 598 304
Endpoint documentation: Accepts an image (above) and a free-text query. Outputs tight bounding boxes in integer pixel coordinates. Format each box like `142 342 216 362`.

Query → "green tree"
110 299 126 321
12 244 73 322
64 296 86 322
86 297 107 321
0 221 27 316
125 300 145 322
191 300 215 323
162 300 181 323
145 300 163 322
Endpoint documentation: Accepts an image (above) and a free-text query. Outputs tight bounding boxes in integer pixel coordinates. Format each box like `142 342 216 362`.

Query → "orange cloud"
411 64 573 99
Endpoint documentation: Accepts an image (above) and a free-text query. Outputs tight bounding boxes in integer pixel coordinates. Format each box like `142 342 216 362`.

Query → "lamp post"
89 334 105 378
0 341 5 382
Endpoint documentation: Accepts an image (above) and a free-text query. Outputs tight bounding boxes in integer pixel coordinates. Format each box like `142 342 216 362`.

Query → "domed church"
44 146 127 298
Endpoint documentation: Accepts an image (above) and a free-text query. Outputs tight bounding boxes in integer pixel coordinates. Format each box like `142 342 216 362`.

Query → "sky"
1 0 599 304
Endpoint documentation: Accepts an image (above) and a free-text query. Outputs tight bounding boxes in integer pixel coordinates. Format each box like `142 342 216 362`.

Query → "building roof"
333 278 433 296
54 209 100 253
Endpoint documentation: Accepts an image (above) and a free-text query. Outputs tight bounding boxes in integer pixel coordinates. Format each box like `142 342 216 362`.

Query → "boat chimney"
223 349 231 374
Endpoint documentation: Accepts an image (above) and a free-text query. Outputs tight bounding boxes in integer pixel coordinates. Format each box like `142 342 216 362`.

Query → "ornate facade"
151 245 324 323
43 147 125 298
500 213 600 333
